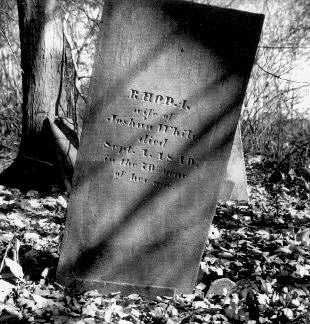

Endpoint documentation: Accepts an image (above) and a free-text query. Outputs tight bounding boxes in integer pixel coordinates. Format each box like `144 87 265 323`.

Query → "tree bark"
18 0 63 153
0 0 65 191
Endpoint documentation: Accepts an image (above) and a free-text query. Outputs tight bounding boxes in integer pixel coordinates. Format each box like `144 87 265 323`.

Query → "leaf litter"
0 160 310 323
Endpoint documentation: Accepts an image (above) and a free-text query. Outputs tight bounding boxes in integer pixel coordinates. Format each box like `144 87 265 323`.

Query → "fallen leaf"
283 308 294 320
4 258 24 279
56 196 68 209
31 293 56 309
195 282 207 291
0 233 14 243
27 199 41 209
278 246 292 254
7 212 28 228
131 308 140 317
0 279 15 302
82 302 98 317
127 293 140 300
209 225 220 239
24 232 40 242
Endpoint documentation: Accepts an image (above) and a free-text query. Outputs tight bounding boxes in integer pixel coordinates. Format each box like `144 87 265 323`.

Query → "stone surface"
219 124 248 202
57 0 263 297
206 278 236 297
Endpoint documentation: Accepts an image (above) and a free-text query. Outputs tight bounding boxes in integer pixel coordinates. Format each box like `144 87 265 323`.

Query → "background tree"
0 0 21 138
0 0 86 190
241 0 310 167
0 0 65 190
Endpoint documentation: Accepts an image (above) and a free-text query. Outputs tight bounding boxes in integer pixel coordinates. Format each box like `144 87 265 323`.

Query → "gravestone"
57 0 263 297
219 124 248 202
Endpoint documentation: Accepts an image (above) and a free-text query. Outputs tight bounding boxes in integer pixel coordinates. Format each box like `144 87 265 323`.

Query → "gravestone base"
74 279 175 298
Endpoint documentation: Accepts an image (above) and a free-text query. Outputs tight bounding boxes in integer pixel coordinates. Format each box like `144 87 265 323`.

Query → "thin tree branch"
259 45 310 49
0 233 17 274
255 62 310 84
77 75 91 80
66 0 101 26
225 0 236 8
278 142 310 166
19 155 54 166
0 8 15 20
0 28 23 73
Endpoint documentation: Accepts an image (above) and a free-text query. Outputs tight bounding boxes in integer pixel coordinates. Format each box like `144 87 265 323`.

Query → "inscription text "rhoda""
129 89 190 111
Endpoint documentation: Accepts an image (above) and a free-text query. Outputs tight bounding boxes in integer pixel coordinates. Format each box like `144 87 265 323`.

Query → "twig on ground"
0 232 16 274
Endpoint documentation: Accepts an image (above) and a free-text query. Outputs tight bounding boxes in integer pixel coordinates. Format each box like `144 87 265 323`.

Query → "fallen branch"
0 233 16 274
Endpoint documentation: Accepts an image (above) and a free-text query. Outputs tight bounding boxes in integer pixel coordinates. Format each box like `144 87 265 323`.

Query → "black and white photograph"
0 0 309 322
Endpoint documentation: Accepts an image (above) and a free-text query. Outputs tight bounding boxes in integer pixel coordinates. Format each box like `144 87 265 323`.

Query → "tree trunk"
0 0 65 191
18 0 63 146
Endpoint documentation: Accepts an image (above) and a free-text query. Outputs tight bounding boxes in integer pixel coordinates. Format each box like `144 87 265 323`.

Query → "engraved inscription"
139 134 168 148
107 114 153 131
162 169 187 179
103 140 198 190
141 162 155 172
104 141 135 154
103 156 116 163
157 123 198 141
120 159 137 168
161 113 175 122
106 114 198 141
143 149 198 168
153 181 173 189
129 89 190 111
133 108 158 120
105 88 200 190
113 170 126 179
133 108 175 122
129 173 149 183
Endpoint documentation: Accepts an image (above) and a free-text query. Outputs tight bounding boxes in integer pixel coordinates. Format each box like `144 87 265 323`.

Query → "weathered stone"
206 278 236 297
219 124 248 202
57 0 263 297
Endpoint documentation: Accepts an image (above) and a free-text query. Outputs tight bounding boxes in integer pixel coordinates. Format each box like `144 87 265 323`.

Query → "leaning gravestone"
219 124 248 202
57 0 263 297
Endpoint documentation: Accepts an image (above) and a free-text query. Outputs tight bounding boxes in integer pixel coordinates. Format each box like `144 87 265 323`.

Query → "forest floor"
0 135 310 324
